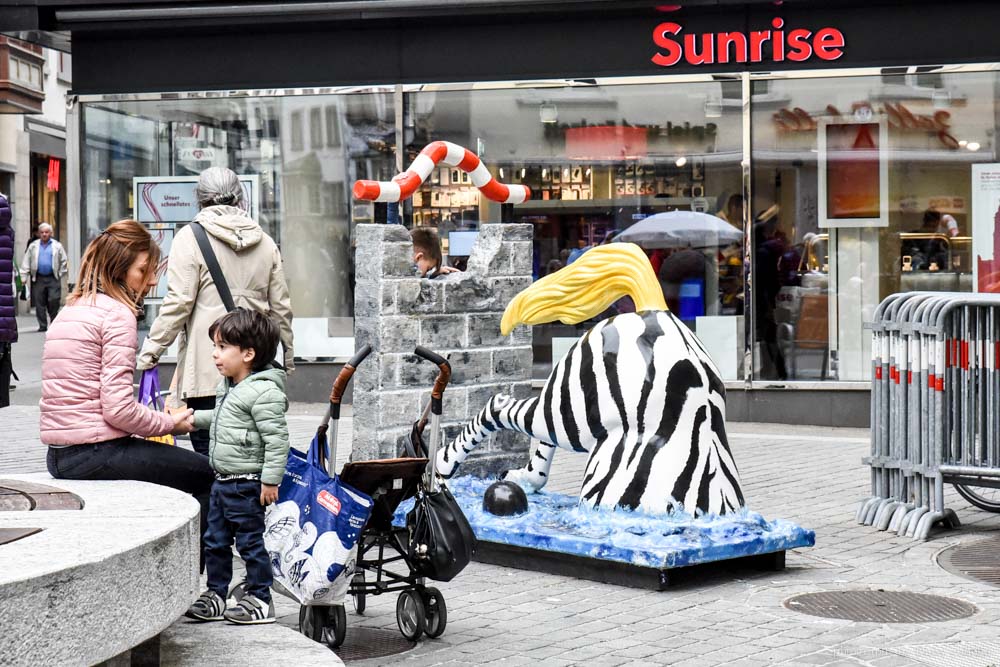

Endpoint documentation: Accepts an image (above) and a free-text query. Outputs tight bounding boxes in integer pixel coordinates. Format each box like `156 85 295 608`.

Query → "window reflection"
406 82 745 379
752 71 991 381
81 91 395 358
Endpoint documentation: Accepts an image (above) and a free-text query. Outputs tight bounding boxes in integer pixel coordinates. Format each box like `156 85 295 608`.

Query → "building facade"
7 0 1000 423
0 38 72 292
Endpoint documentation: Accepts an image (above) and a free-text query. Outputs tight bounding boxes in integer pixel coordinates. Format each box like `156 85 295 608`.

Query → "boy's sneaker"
224 594 276 625
185 590 226 621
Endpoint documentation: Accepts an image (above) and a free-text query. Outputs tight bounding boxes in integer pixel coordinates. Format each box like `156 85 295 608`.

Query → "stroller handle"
330 344 373 416
414 346 451 413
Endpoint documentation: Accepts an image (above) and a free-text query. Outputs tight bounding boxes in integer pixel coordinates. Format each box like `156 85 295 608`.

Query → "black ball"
483 480 529 516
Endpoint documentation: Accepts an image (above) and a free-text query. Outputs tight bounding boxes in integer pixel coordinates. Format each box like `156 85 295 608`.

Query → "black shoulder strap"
190 222 236 312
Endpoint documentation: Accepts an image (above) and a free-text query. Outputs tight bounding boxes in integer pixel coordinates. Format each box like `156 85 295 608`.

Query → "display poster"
971 164 1000 292
132 175 259 223
818 121 888 228
132 175 260 299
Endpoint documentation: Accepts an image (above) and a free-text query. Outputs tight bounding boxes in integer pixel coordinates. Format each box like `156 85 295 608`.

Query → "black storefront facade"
5 0 1000 425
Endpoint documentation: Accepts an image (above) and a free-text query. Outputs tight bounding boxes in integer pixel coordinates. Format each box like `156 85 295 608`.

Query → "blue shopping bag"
264 432 373 604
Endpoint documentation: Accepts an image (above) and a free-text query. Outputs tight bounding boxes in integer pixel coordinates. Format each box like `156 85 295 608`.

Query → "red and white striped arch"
352 141 531 205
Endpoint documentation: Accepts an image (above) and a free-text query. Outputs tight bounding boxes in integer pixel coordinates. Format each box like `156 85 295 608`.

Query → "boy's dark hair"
208 308 280 372
411 228 442 271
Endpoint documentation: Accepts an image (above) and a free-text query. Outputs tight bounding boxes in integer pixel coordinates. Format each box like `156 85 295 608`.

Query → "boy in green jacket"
185 308 289 625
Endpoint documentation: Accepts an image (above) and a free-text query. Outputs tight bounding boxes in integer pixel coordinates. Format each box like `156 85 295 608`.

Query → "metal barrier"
860 292 1000 540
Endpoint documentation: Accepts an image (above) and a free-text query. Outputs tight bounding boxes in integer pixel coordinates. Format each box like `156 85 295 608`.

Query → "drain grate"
938 536 1000 587
784 590 977 623
335 627 416 662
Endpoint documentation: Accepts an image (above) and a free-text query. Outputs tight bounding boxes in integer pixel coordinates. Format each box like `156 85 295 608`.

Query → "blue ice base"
394 476 815 570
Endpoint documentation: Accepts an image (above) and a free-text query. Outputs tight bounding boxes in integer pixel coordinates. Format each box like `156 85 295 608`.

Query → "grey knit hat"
195 167 243 208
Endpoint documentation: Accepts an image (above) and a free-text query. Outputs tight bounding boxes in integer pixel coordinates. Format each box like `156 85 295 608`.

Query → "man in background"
20 222 68 332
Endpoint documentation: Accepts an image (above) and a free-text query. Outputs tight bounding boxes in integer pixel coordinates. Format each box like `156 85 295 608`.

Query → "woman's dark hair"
208 308 279 372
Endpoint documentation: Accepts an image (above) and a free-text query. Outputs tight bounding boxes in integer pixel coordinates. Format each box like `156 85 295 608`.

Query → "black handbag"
406 484 477 582
405 346 476 582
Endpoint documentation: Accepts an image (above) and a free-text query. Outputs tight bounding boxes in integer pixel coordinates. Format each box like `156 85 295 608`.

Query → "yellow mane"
501 242 666 335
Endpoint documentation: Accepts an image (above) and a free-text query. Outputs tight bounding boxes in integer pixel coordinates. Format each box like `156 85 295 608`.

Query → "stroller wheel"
396 590 426 642
351 572 366 615
421 587 447 638
298 605 328 643
323 605 347 648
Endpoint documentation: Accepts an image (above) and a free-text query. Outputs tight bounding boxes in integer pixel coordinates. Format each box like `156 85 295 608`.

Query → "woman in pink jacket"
41 219 213 548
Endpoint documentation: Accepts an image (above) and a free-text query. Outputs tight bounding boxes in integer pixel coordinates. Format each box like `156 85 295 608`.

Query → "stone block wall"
352 223 534 476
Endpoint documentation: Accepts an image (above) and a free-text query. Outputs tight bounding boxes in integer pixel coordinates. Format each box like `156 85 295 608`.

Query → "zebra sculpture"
437 243 746 517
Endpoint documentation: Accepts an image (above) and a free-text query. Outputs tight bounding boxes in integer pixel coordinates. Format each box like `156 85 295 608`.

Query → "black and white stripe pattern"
438 310 745 516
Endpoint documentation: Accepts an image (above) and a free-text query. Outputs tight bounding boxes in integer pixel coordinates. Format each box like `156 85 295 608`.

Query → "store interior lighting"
704 98 723 118
675 156 687 167
967 141 981 151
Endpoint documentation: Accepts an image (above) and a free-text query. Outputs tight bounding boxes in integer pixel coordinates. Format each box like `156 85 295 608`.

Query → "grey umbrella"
612 211 743 249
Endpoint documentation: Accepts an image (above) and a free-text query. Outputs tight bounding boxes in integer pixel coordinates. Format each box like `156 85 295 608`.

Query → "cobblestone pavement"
5 401 1000 666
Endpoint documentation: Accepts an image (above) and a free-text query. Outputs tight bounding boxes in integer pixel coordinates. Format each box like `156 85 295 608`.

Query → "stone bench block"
0 474 200 667
162 618 340 666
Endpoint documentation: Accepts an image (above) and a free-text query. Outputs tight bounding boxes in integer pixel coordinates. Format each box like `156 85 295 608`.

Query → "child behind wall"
411 227 444 279
184 308 289 625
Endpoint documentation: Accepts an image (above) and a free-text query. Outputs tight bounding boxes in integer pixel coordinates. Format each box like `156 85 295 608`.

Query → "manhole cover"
938 536 1000 587
0 480 83 511
335 626 416 662
784 590 977 623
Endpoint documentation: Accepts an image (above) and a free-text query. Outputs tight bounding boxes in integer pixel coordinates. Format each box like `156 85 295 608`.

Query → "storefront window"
80 90 396 359
406 80 744 379
751 71 992 381
75 69 1000 382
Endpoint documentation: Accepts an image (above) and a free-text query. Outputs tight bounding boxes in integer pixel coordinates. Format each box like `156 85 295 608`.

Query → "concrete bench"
0 473 200 666
0 473 342 667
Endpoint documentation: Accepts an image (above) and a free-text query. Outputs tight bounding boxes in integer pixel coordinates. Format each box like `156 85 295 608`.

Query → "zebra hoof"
499 468 541 493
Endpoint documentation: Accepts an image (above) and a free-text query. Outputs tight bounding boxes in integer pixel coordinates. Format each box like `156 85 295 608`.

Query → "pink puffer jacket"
41 293 174 445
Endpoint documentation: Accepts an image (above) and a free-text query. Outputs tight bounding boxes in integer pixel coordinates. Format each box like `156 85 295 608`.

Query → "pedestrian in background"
0 193 17 407
19 221 68 332
138 167 294 457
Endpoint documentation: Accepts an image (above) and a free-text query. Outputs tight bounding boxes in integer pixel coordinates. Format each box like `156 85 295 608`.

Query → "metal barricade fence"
859 292 1000 540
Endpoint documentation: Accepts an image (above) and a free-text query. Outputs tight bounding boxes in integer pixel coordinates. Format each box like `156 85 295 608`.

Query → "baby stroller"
297 345 475 646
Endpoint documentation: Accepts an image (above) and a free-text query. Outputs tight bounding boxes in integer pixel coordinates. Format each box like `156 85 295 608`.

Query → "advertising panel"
972 164 1000 292
132 175 260 299
133 175 259 223
818 120 888 228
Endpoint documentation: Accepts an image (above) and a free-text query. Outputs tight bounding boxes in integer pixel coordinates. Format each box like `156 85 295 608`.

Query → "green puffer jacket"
193 368 290 485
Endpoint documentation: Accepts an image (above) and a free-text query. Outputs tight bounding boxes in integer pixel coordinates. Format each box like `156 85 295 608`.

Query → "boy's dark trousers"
204 478 272 603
